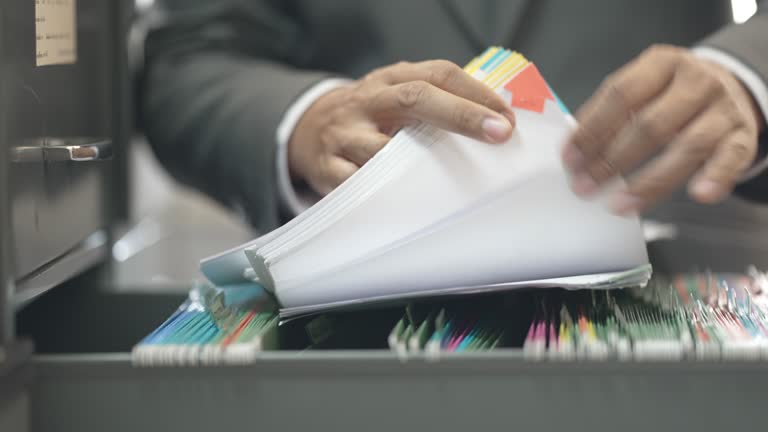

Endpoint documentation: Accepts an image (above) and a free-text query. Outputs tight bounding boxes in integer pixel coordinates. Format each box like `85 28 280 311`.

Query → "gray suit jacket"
137 0 768 248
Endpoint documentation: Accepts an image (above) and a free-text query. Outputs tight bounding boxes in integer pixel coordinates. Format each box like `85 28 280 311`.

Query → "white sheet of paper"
263 102 648 310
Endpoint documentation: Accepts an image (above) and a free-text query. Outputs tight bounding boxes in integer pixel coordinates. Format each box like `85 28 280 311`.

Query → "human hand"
288 60 516 195
562 44 765 215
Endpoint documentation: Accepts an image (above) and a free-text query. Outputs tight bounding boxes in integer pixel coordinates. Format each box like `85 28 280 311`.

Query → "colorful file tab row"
464 47 569 114
132 284 279 366
522 269 768 361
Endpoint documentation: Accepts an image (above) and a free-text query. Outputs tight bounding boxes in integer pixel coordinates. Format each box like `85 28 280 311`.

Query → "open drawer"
16 256 768 432
29 351 768 432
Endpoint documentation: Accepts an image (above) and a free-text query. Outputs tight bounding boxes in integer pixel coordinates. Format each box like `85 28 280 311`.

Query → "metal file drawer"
3 0 115 300
18 222 768 432
10 143 109 279
29 353 768 432
16 284 768 432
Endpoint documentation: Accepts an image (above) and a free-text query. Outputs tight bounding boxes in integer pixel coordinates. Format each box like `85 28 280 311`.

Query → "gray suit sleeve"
138 0 331 232
699 3 768 201
700 2 768 82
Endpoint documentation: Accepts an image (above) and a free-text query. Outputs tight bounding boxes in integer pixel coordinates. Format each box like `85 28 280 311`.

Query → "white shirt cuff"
693 46 768 182
275 78 353 216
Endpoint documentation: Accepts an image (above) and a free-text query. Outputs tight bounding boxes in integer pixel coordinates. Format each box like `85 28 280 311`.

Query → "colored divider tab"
503 63 554 113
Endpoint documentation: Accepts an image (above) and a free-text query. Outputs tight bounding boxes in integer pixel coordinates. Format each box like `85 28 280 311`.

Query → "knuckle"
699 71 726 98
634 112 667 142
320 122 343 140
337 136 354 154
588 156 619 181
364 66 389 82
677 53 700 71
644 44 682 61
318 129 335 148
397 81 430 109
602 76 632 113
715 106 741 131
682 136 715 161
362 71 380 83
366 61 412 82
600 71 620 90
452 106 482 132
570 125 604 156
630 176 670 199
349 93 367 109
727 99 748 126
727 139 755 163
348 86 370 106
427 60 461 87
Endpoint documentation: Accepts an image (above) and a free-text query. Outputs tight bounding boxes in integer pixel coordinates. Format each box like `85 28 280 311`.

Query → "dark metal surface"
0 342 33 432
0 340 33 379
0 361 31 432
110 0 134 224
31 352 768 432
13 231 107 307
0 0 13 345
4 0 114 282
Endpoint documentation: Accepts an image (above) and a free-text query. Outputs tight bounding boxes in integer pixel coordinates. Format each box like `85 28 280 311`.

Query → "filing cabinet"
1 0 123 307
1 0 128 430
5 2 768 432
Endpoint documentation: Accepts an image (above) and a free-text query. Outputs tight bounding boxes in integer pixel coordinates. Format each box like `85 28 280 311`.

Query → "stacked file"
132 267 768 363
200 47 652 318
387 301 516 357
132 284 280 366
521 268 768 361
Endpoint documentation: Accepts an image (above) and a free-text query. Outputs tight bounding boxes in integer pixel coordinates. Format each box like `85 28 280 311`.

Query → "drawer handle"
11 138 112 163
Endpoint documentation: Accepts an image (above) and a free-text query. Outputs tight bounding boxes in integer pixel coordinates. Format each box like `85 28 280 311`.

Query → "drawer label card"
35 0 77 66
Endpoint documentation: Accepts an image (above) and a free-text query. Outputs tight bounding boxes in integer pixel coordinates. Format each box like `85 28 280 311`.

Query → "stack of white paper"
201 48 651 318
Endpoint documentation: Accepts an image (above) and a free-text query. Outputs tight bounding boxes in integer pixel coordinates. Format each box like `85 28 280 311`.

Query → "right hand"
288 60 516 195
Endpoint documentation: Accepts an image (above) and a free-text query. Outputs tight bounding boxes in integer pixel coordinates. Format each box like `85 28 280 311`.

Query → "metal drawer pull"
11 138 112 163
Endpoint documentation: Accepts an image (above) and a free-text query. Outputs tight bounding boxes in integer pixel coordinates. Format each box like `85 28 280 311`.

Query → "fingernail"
482 117 513 142
562 144 585 169
571 172 598 196
691 179 726 203
610 193 643 216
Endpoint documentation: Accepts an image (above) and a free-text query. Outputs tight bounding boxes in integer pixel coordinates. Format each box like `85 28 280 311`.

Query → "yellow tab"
481 52 515 86
485 53 527 89
488 60 527 90
466 46 499 75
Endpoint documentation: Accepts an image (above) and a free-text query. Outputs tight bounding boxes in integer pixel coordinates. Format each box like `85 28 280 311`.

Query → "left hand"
562 44 764 215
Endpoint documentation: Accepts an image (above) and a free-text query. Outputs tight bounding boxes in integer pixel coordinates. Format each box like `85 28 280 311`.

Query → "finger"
335 127 392 167
317 157 359 196
368 60 515 123
688 129 756 204
368 81 514 143
574 63 723 193
609 106 734 214
564 45 682 170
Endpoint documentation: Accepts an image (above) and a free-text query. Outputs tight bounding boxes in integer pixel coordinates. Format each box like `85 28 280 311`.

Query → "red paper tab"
503 63 554 113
